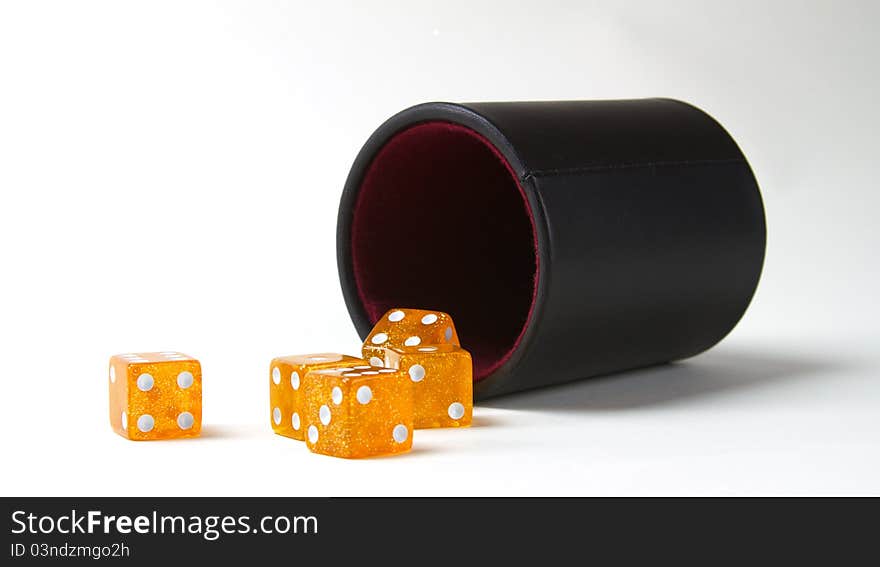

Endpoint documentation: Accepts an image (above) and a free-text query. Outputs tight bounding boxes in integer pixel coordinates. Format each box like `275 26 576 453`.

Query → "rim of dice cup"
338 100 766 399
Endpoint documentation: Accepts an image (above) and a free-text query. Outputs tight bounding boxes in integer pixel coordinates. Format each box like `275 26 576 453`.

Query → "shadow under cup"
337 99 766 399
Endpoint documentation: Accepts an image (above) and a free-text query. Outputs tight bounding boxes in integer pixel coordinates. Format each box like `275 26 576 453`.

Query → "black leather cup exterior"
337 99 766 399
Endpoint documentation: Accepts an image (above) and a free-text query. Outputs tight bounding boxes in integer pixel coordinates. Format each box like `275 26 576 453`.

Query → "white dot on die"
354 365 372 370
356 385 372 404
272 367 281 384
448 402 465 420
137 373 154 392
137 414 154 433
319 405 331 425
421 313 438 325
362 371 378 375
388 310 405 322
392 424 409 443
273 407 281 425
404 336 421 347
177 412 194 429
343 372 361 377
331 386 343 405
308 425 318 444
292 412 301 430
291 371 300 390
121 411 127 430
379 368 398 373
371 332 388 345
109 366 116 383
445 327 453 342
408 364 426 382
177 371 194 389
369 357 384 367
418 346 438 352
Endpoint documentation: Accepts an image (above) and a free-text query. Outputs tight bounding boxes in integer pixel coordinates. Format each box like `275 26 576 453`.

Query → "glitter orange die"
362 308 473 429
303 366 414 459
382 343 472 428
109 352 202 440
361 308 459 366
268 353 366 441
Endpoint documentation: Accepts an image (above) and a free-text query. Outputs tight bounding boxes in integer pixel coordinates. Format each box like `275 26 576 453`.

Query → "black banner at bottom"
0 497 874 564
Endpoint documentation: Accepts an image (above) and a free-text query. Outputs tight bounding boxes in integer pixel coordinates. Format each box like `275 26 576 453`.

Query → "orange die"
269 353 369 440
379 344 473 429
109 352 202 440
303 366 414 459
362 308 460 366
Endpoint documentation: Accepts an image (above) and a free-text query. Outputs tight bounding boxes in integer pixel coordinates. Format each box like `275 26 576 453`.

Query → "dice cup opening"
348 122 538 381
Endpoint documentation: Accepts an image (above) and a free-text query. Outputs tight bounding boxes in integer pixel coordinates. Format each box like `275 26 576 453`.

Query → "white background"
0 1 877 495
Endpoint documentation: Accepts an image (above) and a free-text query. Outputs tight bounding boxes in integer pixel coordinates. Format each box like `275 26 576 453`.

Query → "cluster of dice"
108 308 473 459
270 308 473 458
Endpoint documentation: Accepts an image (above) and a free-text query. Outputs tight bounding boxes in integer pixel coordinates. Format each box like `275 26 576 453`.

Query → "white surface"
0 1 877 496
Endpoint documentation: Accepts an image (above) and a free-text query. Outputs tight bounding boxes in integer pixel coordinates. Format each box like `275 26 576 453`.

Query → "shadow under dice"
383 344 473 429
303 367 414 459
362 308 459 366
269 353 368 440
109 352 202 440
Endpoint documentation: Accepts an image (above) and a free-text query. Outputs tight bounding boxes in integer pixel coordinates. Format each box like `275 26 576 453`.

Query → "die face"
303 368 413 458
384 344 473 429
365 308 460 350
109 353 202 440
269 360 305 440
347 371 413 458
269 354 367 440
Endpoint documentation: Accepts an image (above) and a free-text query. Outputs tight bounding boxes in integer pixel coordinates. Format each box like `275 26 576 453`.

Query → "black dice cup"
336 99 766 399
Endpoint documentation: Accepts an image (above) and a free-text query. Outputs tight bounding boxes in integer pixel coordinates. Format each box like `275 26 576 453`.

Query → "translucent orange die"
303 366 414 458
269 353 370 440
108 352 201 440
362 308 459 366
379 343 473 429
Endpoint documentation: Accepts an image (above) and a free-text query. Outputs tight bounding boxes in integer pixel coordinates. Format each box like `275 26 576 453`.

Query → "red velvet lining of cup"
350 121 538 381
